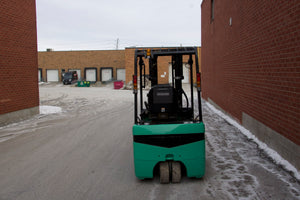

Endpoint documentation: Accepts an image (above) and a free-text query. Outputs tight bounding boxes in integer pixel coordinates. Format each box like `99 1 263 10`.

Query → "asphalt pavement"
0 83 299 200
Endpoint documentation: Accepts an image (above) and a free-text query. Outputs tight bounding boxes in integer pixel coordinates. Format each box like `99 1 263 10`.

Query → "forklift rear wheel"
171 161 181 183
159 162 170 184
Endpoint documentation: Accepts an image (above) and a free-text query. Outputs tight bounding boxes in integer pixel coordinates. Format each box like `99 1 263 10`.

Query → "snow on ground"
0 83 299 199
0 106 62 142
205 102 300 181
0 83 133 143
39 106 62 114
201 99 300 199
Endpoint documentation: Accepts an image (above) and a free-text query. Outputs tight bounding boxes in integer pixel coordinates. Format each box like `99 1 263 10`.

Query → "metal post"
194 47 203 122
134 51 138 124
188 55 194 119
171 56 175 87
139 57 144 114
149 55 158 86
174 55 183 107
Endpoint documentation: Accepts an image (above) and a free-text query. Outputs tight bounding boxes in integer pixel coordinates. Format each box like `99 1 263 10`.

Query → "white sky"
36 0 202 51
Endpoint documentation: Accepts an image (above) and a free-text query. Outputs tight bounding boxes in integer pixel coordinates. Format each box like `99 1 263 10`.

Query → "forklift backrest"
148 84 177 114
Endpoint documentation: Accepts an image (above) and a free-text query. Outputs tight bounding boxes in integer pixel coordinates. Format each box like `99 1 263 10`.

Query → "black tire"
159 162 170 184
171 162 181 183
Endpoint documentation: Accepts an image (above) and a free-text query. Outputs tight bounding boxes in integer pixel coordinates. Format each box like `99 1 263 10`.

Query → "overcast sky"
36 0 202 51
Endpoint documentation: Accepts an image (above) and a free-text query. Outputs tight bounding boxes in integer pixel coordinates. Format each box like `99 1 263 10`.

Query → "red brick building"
0 0 39 125
38 47 201 85
201 0 300 170
38 50 125 82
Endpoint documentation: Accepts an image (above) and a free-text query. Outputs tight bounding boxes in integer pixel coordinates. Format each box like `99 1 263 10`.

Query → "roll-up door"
168 64 190 84
101 68 113 82
117 69 126 81
46 70 59 82
86 69 97 82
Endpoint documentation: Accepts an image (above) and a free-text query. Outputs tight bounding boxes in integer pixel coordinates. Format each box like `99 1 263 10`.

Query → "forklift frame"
132 47 205 183
133 47 203 124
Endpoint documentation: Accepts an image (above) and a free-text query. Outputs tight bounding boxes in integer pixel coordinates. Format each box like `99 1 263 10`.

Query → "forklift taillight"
133 75 137 91
197 73 201 89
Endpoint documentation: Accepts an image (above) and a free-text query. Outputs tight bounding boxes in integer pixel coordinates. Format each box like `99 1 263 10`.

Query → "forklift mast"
133 47 202 125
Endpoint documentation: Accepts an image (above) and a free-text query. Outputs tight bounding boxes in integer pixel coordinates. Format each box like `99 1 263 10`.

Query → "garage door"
86 69 97 82
182 64 190 84
101 68 113 82
168 64 190 84
47 70 59 82
38 69 42 82
116 69 125 81
69 69 81 80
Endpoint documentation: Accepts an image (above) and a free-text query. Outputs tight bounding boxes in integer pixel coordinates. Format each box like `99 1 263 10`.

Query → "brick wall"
0 0 39 115
125 48 136 84
38 50 125 82
39 48 200 84
201 1 300 145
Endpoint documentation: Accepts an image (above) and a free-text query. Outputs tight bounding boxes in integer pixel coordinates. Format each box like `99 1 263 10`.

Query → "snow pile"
39 106 62 114
206 102 300 181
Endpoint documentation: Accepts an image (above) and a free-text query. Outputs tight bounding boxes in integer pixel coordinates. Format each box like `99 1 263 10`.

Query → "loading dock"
168 63 190 84
38 69 42 82
85 68 97 82
116 68 126 81
100 67 113 82
46 69 59 82
69 69 81 80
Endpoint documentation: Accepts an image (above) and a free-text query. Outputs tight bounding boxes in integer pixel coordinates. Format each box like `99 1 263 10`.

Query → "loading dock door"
38 69 42 82
182 64 190 84
47 70 59 82
101 68 113 82
168 64 190 84
116 69 125 81
69 69 81 80
86 69 97 82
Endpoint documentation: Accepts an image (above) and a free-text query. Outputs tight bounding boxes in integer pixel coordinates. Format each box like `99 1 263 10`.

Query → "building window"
211 0 215 21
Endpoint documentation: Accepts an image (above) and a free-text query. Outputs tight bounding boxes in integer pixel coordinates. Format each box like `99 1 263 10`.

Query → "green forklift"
132 47 205 183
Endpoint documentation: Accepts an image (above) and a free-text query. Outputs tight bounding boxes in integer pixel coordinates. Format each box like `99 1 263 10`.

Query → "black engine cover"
148 84 177 115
